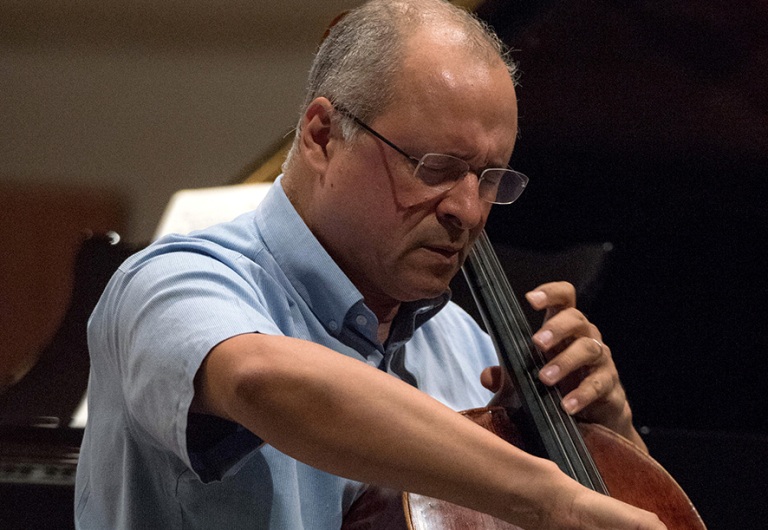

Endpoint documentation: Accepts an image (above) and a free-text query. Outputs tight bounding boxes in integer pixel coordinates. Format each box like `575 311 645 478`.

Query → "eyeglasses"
334 105 528 205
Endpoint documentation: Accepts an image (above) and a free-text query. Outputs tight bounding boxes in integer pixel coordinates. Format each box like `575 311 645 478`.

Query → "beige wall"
0 1 364 243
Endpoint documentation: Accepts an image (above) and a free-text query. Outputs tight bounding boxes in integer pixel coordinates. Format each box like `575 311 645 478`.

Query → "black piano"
0 234 136 530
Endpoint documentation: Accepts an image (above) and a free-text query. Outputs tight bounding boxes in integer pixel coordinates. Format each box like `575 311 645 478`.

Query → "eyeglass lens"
414 153 527 204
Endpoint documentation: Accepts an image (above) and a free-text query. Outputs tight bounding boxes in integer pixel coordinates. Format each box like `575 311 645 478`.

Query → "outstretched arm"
192 332 664 529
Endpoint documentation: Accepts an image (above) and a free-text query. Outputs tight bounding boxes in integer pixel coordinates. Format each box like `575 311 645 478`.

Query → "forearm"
196 333 575 527
196 333 664 529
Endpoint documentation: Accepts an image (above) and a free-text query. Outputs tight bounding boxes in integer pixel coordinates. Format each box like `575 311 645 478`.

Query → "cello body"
404 408 705 529
403 231 706 529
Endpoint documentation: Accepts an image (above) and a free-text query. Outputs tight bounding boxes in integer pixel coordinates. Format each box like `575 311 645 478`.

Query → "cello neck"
462 230 608 493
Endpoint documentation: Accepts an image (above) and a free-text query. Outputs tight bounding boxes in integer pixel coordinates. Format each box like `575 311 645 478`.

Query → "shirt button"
355 315 368 326
328 320 338 331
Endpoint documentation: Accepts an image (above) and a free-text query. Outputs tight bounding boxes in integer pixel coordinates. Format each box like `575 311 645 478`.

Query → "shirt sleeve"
98 246 284 482
407 301 497 411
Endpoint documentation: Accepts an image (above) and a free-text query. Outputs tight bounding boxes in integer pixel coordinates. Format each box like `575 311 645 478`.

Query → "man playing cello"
76 1 667 528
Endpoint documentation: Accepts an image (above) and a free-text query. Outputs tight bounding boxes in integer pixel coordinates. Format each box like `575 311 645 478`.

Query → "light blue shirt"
75 177 497 529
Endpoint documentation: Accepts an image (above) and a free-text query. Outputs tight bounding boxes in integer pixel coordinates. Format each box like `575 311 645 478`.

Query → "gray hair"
283 0 517 171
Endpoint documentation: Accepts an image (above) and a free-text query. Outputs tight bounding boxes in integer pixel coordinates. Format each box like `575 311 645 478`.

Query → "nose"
435 173 488 230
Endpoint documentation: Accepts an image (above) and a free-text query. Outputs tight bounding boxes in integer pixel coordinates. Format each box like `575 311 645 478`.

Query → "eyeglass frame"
333 104 529 205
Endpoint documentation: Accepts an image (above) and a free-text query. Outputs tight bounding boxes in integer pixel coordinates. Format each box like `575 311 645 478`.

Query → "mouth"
423 244 464 260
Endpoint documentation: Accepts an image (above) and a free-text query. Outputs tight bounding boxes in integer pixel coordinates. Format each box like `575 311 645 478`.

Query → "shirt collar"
386 292 451 352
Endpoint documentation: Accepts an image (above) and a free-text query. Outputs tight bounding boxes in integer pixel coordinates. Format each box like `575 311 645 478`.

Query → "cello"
403 230 706 529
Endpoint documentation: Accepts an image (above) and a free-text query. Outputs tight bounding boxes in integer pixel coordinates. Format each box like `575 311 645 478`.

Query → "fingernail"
563 398 579 414
535 329 554 347
540 365 560 382
527 290 546 306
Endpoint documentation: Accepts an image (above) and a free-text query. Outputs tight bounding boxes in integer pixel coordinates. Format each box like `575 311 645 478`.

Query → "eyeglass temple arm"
336 106 421 165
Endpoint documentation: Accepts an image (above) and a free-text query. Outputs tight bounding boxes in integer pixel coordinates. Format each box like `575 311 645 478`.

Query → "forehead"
384 28 519 158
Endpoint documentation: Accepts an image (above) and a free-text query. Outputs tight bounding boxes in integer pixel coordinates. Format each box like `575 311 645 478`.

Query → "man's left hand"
480 281 648 452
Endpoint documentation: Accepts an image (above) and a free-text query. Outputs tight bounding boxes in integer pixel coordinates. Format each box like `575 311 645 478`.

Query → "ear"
300 97 336 175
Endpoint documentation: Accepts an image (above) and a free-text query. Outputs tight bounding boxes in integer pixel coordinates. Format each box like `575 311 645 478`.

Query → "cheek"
325 156 431 254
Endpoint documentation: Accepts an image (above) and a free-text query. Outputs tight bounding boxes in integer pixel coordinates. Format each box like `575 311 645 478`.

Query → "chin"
395 273 453 302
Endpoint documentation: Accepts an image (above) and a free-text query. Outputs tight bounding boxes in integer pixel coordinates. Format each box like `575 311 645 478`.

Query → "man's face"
311 31 519 313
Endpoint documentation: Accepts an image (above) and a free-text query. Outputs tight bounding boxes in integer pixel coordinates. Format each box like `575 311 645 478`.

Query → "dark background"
474 2 768 527
478 0 767 436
